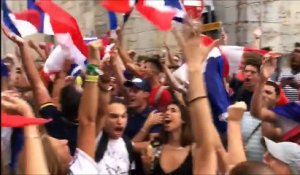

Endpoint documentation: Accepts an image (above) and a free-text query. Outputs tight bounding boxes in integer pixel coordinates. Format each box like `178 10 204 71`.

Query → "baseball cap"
1 112 52 128
124 78 151 92
264 137 300 175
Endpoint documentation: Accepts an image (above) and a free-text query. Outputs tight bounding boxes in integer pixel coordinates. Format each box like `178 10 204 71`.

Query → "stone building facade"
2 0 300 58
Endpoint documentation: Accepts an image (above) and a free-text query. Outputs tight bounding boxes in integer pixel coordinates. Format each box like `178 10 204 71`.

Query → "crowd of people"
1 18 300 175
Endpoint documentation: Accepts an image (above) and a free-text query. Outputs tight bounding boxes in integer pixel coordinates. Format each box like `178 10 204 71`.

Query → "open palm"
261 58 277 80
1 23 25 45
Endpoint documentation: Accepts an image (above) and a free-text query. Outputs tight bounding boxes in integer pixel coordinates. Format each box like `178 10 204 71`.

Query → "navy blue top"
39 103 78 155
125 106 161 139
125 106 161 175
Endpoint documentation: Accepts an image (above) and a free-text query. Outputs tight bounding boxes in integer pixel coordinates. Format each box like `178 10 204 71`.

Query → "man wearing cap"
251 58 300 143
124 77 161 140
123 77 162 175
263 137 300 175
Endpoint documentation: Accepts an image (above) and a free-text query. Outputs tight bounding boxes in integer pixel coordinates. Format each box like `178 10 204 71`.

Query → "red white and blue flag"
2 0 88 77
101 0 186 31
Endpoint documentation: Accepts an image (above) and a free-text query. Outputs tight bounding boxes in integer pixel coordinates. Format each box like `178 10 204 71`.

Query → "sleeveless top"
151 146 193 175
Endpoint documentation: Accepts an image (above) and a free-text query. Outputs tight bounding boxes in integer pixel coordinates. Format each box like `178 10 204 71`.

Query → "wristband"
86 64 103 76
85 75 99 83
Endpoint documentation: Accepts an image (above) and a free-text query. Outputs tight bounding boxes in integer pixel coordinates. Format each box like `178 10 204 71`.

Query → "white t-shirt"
95 131 131 175
69 148 99 174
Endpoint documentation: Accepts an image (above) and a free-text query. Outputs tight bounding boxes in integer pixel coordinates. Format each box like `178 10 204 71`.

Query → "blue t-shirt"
125 106 161 139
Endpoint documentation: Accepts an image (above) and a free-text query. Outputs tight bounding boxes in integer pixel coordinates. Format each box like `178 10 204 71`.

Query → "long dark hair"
159 93 193 147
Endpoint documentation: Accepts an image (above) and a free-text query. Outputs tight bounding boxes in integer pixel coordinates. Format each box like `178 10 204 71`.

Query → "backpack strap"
122 135 134 174
154 86 168 106
95 131 109 162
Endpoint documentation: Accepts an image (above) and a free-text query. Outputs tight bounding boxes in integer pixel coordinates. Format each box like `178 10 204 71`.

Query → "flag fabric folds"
173 36 230 133
220 46 268 76
101 0 185 31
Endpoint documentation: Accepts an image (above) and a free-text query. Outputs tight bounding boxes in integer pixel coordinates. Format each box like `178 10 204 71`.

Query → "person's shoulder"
69 148 98 174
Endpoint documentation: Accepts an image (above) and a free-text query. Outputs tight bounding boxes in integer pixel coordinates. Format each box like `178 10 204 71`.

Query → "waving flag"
173 36 230 133
273 102 300 123
32 0 88 76
101 0 135 13
220 46 268 76
2 0 38 37
108 11 132 38
101 0 182 31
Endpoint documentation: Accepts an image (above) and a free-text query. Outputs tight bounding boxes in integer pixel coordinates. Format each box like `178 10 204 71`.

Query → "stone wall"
2 0 300 59
215 0 300 53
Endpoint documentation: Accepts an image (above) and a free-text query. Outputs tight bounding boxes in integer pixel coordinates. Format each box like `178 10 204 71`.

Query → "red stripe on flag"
101 0 133 13
136 0 177 31
14 9 41 29
35 0 88 57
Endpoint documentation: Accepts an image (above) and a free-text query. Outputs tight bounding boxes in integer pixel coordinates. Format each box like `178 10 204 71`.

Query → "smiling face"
163 104 183 132
104 103 128 139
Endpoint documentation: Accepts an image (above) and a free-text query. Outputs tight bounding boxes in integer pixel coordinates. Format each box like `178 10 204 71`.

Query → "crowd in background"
1 18 300 175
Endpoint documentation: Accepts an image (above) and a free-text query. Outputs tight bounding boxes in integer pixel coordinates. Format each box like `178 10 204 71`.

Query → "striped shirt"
241 112 265 161
278 68 300 102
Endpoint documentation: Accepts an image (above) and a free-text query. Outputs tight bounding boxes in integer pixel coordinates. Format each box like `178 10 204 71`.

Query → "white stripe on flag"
8 13 38 37
43 13 54 35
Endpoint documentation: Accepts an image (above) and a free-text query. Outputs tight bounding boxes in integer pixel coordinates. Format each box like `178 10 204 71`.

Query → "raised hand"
253 27 262 38
260 57 277 81
88 39 103 63
143 111 164 130
181 21 219 68
1 91 33 116
227 102 247 122
116 27 124 48
1 23 25 45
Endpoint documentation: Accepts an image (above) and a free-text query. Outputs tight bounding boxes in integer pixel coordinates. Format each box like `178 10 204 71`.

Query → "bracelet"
85 75 99 83
188 96 208 105
86 64 103 76
24 135 41 139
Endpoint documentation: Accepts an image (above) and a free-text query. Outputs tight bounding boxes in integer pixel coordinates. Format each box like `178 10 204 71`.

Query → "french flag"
2 0 39 37
173 36 230 133
220 46 268 76
101 0 181 31
33 0 88 76
108 11 132 37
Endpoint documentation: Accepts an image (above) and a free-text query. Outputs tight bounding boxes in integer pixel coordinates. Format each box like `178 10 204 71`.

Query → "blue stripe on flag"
2 0 21 36
108 11 118 30
205 53 230 133
27 0 45 33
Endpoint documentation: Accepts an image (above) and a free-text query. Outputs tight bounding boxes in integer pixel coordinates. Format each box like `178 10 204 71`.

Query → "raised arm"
250 58 277 122
2 24 52 107
77 40 101 158
161 62 187 94
182 25 221 174
116 28 144 77
227 102 247 165
1 92 49 175
28 40 47 60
